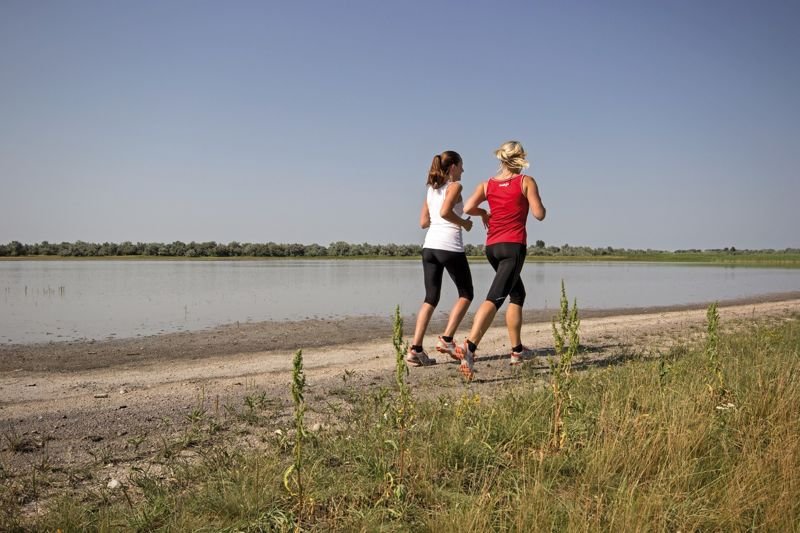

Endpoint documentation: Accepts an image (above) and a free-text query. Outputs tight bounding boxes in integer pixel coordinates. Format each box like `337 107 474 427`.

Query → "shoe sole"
451 347 479 363
406 357 436 367
437 345 462 361
459 348 475 381
459 363 474 381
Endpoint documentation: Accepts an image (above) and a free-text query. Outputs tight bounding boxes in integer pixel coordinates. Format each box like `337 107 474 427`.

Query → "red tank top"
486 175 528 245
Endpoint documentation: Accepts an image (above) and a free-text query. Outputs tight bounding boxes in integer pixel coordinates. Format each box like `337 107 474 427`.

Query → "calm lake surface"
1 260 798 344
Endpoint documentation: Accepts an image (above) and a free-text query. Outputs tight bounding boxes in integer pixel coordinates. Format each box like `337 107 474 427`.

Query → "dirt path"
1 297 799 515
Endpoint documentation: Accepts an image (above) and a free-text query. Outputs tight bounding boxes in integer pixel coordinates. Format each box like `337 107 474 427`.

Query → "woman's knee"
488 296 505 310
424 292 441 307
458 287 474 301
509 288 526 306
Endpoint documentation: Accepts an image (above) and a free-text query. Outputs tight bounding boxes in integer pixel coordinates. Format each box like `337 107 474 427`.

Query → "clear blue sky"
2 0 798 250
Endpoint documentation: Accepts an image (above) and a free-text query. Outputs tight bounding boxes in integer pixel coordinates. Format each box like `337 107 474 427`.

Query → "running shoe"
406 347 436 367
435 336 460 360
456 341 475 381
510 345 534 366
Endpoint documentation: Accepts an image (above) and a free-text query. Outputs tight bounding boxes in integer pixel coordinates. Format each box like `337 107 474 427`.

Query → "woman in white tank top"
407 150 489 367
423 182 466 252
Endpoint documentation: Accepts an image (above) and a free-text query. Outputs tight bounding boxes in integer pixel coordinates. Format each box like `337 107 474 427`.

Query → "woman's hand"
463 217 473 232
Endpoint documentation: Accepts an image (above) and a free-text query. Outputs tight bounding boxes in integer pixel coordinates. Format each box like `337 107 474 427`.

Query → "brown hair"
426 150 462 189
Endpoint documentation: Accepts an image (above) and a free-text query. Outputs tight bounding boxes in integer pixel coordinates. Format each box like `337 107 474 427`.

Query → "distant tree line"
1 240 798 258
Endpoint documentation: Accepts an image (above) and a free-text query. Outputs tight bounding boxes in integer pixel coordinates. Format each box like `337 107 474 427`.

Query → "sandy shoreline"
1 294 798 514
2 291 800 373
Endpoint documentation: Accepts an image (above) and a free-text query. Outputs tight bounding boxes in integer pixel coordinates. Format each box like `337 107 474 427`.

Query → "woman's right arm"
464 182 487 215
420 199 431 229
464 182 491 229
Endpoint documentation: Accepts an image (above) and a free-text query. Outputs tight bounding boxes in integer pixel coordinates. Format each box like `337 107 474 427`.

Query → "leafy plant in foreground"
705 302 732 406
550 280 580 451
283 349 307 528
383 305 413 506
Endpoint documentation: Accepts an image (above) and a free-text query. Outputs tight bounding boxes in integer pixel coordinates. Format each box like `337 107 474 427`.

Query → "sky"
1 0 798 251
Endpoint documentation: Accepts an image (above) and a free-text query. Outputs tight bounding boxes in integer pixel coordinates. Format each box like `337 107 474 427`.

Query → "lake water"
1 260 798 344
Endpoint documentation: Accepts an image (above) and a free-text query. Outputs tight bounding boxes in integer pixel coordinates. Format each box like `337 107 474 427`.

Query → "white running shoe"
510 345 534 365
455 341 475 381
435 336 459 360
406 347 436 367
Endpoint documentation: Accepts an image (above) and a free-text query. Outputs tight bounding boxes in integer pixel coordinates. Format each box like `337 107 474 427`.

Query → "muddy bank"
2 291 799 373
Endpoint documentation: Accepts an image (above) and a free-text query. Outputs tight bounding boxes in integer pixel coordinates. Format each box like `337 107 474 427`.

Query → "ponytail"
426 150 462 189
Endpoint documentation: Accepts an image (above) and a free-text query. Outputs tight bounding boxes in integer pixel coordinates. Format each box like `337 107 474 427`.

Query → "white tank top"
423 182 465 252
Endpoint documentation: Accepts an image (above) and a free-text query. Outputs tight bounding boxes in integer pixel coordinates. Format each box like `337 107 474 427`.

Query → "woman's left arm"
523 175 546 221
440 183 472 230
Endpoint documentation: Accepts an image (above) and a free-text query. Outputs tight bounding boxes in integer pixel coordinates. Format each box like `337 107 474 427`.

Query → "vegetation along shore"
2 240 800 266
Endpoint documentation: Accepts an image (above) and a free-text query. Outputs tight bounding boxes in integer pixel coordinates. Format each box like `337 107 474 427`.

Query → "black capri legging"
485 242 527 309
422 248 474 307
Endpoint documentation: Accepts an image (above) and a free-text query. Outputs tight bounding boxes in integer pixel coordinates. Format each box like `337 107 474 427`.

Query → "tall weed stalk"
550 280 580 451
385 305 413 503
283 349 307 527
705 302 730 402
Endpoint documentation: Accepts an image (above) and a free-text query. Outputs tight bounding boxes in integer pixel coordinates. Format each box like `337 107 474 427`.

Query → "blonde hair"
494 140 529 173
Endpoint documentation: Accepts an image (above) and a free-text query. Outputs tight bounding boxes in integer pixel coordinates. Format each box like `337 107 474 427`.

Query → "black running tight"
421 248 474 307
484 242 526 309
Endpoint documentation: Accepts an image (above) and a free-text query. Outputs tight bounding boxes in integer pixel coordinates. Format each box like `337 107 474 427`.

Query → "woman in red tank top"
454 141 546 380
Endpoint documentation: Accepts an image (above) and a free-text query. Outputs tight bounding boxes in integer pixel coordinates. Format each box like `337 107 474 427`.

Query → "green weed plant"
705 302 732 405
283 349 308 528
383 305 413 507
550 280 581 451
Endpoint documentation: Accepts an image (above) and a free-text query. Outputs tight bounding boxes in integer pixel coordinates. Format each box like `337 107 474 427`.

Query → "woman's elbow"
533 207 546 221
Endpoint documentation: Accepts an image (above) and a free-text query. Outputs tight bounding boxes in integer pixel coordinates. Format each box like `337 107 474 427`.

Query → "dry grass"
3 314 799 531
